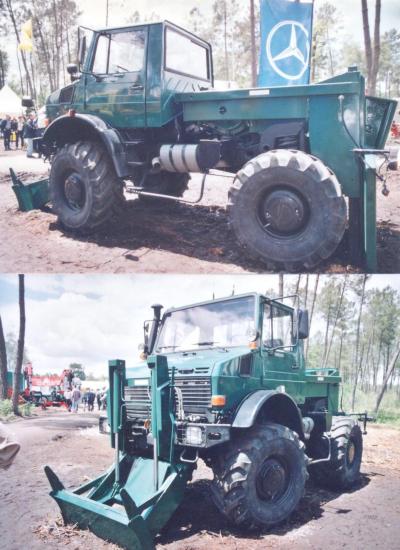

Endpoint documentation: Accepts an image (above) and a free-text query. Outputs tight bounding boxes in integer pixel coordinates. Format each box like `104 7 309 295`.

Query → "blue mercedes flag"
258 0 314 87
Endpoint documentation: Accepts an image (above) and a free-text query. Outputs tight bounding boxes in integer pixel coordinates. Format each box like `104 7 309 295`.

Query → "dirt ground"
1 149 400 274
1 409 400 550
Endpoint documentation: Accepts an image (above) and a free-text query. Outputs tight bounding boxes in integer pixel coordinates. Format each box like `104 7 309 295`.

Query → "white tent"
0 85 23 117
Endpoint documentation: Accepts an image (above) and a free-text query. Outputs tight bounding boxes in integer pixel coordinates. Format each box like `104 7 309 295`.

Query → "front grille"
124 377 211 421
125 386 151 420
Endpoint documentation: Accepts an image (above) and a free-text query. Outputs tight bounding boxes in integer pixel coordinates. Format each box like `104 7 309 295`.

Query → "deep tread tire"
139 172 190 204
50 140 124 232
228 149 347 270
310 416 363 490
211 423 307 529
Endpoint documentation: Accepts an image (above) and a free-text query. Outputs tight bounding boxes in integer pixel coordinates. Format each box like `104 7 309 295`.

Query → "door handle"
129 84 144 92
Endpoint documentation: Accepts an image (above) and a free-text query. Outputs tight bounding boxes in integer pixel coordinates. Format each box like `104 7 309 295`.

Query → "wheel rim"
256 457 289 502
347 440 356 465
258 186 310 238
63 172 86 211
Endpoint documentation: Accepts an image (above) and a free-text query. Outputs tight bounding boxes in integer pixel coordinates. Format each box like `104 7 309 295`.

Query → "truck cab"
124 293 339 452
46 21 213 129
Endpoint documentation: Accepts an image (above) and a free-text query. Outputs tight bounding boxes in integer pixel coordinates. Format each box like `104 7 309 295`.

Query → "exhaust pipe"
148 304 163 354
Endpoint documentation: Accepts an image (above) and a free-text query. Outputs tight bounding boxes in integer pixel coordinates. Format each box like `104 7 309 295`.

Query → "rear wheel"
50 140 124 232
211 423 307 529
228 149 347 271
309 416 363 490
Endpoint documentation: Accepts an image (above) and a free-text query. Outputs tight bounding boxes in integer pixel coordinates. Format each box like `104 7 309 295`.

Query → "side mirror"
67 63 78 75
78 35 87 68
298 309 309 340
22 96 34 108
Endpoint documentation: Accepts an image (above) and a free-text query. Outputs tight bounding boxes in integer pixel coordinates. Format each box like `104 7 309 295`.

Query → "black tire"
211 423 307 529
228 149 347 271
309 416 363 490
50 141 124 232
139 172 190 204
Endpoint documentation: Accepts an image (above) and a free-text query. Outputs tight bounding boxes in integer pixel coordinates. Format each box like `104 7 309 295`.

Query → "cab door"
84 27 147 128
260 302 302 397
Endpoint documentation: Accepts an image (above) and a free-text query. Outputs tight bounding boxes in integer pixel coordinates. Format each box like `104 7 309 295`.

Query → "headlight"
186 426 203 446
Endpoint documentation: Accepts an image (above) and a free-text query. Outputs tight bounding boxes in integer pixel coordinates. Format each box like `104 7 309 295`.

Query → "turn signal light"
211 395 226 407
248 340 258 349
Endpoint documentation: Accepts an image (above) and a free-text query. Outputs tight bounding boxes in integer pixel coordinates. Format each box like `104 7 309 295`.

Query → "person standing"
23 113 36 158
64 388 72 411
10 117 18 148
1 115 12 150
96 389 102 411
71 386 81 413
16 116 25 149
87 389 95 411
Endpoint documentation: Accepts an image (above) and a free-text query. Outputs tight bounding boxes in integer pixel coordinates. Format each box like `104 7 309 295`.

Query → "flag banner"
18 19 33 52
258 0 314 87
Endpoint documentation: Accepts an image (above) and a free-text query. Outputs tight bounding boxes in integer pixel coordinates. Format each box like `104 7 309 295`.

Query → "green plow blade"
44 456 193 550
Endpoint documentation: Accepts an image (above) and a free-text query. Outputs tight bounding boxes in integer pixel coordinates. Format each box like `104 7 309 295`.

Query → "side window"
92 30 146 75
263 304 294 349
92 34 109 74
165 27 210 81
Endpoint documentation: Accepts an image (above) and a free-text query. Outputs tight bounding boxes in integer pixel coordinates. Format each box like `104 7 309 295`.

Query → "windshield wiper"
157 345 178 350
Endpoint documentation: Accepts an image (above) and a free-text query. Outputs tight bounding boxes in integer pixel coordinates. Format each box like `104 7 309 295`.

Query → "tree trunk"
370 0 381 94
12 275 26 416
0 315 8 400
361 0 381 95
323 275 347 369
223 1 229 81
361 0 373 90
250 0 257 86
351 341 366 410
5 0 35 98
374 343 400 414
306 274 319 360
353 275 367 383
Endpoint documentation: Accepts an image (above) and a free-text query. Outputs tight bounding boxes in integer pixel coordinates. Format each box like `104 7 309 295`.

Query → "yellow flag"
18 19 33 52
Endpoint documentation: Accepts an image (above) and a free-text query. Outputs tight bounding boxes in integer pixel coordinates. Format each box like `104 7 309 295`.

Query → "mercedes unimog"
34 20 398 271
45 293 367 550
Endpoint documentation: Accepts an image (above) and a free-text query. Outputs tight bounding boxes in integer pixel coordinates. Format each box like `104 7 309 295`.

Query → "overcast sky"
3 0 400 86
78 0 400 43
1 274 400 376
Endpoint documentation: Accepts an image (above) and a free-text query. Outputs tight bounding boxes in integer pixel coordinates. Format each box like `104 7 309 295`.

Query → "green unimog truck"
45 292 367 550
37 20 397 271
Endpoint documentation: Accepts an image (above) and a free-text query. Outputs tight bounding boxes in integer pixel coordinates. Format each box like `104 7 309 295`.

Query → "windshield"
156 296 256 353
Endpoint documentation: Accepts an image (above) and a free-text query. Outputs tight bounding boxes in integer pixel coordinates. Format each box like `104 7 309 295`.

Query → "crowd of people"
64 387 107 414
61 368 107 414
0 112 43 158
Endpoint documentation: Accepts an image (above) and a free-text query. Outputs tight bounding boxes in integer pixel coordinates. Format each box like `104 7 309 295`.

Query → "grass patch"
0 399 33 421
341 384 400 427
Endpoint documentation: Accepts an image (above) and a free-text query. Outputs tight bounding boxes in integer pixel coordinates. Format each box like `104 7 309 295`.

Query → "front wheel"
211 423 307 529
50 141 124 232
228 149 347 271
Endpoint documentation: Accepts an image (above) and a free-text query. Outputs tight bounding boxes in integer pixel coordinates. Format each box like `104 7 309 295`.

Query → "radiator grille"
124 377 211 421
